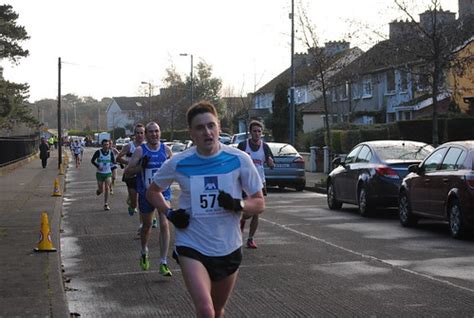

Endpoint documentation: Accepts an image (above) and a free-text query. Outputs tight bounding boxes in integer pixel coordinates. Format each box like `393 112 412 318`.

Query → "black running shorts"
122 175 137 190
173 246 242 282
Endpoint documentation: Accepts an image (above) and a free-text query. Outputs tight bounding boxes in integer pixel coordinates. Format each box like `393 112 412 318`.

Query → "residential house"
328 1 474 124
449 35 474 114
106 97 150 135
252 41 363 133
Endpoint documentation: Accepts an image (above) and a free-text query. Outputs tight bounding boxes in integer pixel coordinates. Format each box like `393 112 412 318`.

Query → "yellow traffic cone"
58 163 64 175
34 212 57 252
52 177 62 196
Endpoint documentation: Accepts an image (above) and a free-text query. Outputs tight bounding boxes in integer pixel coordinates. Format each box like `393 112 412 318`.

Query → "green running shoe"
159 263 172 277
128 206 136 216
140 253 150 271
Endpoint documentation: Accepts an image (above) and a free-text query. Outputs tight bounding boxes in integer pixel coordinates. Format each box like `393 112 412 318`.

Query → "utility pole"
74 102 77 131
141 81 152 121
57 57 62 169
180 53 194 105
289 0 296 145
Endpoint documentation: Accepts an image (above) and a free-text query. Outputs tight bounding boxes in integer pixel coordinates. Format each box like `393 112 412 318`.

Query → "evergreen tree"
0 5 35 130
272 82 290 142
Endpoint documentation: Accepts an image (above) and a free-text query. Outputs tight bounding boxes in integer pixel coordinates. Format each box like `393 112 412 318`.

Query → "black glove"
141 155 150 169
166 209 190 229
217 191 244 212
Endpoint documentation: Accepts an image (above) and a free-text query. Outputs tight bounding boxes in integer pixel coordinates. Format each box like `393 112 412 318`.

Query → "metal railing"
0 134 40 167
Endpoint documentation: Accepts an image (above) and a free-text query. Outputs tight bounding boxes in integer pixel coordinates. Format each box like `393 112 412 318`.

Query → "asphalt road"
62 148 474 317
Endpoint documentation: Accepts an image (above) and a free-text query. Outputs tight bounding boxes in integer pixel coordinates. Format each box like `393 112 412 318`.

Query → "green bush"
343 129 362 152
161 130 191 142
359 128 388 142
397 119 445 144
331 130 343 154
298 129 325 152
446 118 474 141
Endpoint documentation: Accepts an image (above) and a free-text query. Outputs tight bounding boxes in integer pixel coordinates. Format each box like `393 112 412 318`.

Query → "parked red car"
399 140 474 239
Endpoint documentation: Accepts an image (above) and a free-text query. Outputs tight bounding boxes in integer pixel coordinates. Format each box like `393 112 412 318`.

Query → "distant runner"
91 139 116 211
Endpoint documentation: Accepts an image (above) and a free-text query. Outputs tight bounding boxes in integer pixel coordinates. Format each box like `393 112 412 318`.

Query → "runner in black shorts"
116 124 145 216
146 101 265 317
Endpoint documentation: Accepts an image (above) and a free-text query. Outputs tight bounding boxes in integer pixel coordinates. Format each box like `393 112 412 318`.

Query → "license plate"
274 163 290 168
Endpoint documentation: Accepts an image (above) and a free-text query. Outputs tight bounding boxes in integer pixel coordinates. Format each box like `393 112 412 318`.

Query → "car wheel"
295 183 305 192
449 199 466 239
358 185 373 217
399 191 418 227
327 182 342 210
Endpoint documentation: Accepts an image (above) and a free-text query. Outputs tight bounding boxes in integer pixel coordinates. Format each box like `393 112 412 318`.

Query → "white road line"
260 217 474 294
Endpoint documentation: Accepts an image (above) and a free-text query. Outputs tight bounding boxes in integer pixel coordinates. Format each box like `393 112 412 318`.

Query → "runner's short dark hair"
249 120 264 131
186 101 218 127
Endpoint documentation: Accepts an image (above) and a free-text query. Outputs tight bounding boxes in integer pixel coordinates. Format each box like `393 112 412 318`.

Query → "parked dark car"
264 142 306 191
327 140 434 216
398 140 474 239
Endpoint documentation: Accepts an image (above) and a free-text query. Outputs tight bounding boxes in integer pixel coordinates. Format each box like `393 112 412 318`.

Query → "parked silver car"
264 142 306 191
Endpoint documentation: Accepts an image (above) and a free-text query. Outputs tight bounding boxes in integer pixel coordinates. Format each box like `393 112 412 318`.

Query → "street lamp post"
141 81 152 121
180 53 194 105
289 0 296 145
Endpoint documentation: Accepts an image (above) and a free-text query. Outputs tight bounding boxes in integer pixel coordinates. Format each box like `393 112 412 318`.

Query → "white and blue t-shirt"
152 144 263 257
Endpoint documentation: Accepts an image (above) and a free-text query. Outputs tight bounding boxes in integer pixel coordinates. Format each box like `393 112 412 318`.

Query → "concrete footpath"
0 150 69 317
0 149 327 318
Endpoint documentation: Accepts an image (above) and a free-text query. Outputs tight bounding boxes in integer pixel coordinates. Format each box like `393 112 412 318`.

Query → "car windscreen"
373 143 433 161
268 144 298 156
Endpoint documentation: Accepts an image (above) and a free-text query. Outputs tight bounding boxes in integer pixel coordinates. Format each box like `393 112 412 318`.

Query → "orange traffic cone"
52 177 62 196
34 212 57 252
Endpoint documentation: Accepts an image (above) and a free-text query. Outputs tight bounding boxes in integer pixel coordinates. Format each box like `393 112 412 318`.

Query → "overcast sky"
2 0 459 102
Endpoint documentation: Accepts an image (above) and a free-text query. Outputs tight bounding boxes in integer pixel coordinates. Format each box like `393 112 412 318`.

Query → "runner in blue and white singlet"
136 143 171 213
123 122 172 276
146 101 265 317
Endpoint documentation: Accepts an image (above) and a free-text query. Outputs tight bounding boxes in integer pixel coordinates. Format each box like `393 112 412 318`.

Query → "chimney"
419 8 455 33
459 0 474 20
324 41 350 56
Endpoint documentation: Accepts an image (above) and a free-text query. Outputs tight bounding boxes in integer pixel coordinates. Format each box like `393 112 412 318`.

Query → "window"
416 73 430 91
423 147 446 172
362 76 372 98
441 147 465 170
356 145 372 163
399 70 408 92
386 69 396 94
352 82 361 99
340 83 348 100
332 89 337 102
345 146 362 164
363 115 374 125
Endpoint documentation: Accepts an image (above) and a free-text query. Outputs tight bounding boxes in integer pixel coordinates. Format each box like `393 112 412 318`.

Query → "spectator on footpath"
39 137 50 168
237 120 274 249
124 122 173 276
146 101 265 317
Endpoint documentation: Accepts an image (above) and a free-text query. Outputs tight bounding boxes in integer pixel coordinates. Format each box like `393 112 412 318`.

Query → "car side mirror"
408 164 422 174
332 157 343 167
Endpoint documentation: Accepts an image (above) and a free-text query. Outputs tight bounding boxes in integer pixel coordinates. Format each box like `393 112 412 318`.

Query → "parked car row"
327 140 474 239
